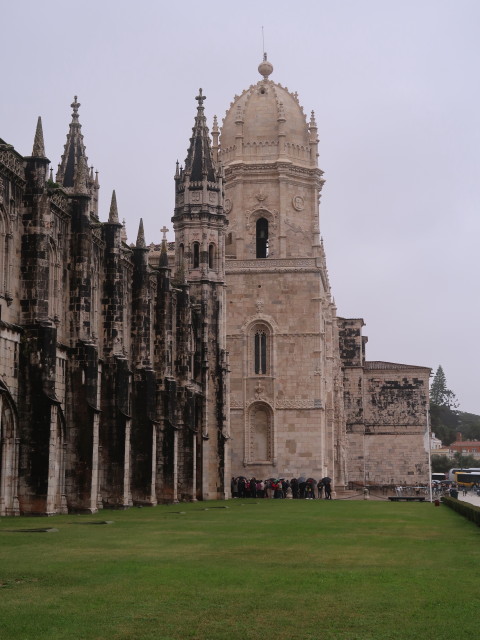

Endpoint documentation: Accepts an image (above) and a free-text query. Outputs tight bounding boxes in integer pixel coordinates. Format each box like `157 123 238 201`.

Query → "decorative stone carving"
224 198 232 213
255 299 264 313
230 395 243 409
292 195 304 211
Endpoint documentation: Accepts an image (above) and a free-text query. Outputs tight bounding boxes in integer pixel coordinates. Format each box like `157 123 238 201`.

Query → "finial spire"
136 218 146 248
32 116 46 157
109 190 119 223
159 228 169 267
71 96 80 122
183 91 216 182
195 88 206 109
57 95 91 188
258 53 273 80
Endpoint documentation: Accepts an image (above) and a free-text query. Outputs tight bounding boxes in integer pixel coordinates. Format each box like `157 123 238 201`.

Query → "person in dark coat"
238 477 246 498
250 477 257 499
299 479 307 499
291 478 299 499
317 479 324 499
324 480 332 499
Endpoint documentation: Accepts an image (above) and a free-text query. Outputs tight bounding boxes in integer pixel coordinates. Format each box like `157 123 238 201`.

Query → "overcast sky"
1 0 479 414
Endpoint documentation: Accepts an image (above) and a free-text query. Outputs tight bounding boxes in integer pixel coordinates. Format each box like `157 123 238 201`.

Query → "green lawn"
1 499 478 640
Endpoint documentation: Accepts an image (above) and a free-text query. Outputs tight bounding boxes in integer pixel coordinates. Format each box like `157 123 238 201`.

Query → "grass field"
1 499 479 640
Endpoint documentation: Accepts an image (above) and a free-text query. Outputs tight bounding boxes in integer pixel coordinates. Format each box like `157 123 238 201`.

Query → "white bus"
448 468 480 482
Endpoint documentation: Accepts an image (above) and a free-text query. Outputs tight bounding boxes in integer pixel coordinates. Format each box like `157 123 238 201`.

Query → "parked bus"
447 468 480 482
431 473 447 482
454 471 480 487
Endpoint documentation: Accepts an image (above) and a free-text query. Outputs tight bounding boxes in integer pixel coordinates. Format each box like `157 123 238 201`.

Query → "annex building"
0 58 430 515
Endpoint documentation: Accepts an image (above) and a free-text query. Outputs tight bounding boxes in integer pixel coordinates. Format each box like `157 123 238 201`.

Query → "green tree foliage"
431 451 480 473
430 403 459 445
429 365 480 447
430 365 458 408
458 412 480 441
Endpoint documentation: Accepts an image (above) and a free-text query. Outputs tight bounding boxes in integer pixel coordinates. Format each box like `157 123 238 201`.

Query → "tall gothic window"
208 243 215 270
192 242 200 268
254 329 267 375
0 209 6 296
48 240 59 321
256 218 269 258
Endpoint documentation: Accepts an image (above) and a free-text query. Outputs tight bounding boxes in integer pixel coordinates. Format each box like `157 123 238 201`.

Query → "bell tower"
221 58 346 488
172 90 230 499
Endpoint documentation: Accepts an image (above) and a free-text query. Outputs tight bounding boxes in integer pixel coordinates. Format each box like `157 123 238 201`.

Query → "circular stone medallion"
292 195 305 211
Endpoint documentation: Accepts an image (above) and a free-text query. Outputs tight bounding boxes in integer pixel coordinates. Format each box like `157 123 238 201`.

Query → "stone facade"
0 60 430 515
0 98 228 516
222 59 430 489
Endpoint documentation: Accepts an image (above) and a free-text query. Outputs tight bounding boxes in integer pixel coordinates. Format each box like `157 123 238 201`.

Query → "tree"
431 452 480 473
430 365 458 409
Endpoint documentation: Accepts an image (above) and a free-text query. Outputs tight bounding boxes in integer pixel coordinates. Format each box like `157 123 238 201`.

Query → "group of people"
231 476 333 500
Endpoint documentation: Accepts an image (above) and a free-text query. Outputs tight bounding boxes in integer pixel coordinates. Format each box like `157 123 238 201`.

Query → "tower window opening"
254 330 267 375
256 218 269 258
192 242 200 268
208 243 216 270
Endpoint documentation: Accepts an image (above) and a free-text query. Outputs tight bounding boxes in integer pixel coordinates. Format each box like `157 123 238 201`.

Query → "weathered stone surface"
0 64 431 515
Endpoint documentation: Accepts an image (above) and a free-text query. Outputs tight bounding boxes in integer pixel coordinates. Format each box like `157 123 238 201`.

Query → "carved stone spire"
108 190 119 223
136 218 146 248
32 116 46 157
183 89 216 182
74 155 88 195
56 96 89 189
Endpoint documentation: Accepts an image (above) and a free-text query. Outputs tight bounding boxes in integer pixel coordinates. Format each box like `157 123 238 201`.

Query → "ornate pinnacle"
121 218 127 243
136 218 146 248
32 116 46 157
109 190 119 223
71 95 81 122
195 88 206 108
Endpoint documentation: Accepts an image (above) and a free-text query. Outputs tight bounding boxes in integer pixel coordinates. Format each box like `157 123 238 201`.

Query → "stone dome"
220 63 315 167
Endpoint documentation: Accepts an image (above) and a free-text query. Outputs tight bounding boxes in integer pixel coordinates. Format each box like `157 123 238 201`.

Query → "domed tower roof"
220 56 317 167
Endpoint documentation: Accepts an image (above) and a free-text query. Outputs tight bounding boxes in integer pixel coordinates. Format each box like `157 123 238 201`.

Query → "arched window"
192 242 200 269
254 329 267 375
256 218 269 258
249 321 272 376
248 402 273 463
0 383 19 515
208 243 215 270
178 243 184 267
48 240 59 321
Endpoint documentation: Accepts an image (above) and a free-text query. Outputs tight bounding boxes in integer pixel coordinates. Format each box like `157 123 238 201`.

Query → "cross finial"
161 226 169 241
195 88 206 108
71 95 81 121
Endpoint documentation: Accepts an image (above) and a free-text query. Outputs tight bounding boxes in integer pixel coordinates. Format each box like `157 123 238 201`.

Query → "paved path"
454 491 480 507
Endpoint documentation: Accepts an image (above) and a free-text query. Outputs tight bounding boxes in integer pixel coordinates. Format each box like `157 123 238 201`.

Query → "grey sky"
2 0 479 413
